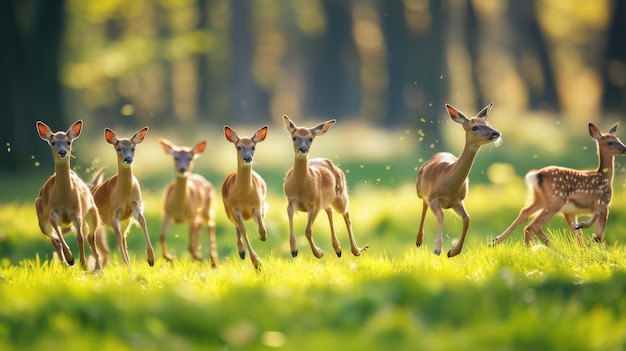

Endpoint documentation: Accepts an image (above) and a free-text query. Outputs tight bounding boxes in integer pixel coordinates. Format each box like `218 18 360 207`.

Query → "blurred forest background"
1 0 625 174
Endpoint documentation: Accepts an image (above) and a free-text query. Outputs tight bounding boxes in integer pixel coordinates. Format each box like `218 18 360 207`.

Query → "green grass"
2 184 626 350
2 121 626 350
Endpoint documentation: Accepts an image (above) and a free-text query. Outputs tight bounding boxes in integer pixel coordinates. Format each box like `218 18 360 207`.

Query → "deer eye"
472 126 478 131
308 138 313 142
252 146 255 151
66 141 71 145
117 147 122 152
608 141 613 145
237 146 242 150
131 148 135 152
51 141 56 146
292 136 296 141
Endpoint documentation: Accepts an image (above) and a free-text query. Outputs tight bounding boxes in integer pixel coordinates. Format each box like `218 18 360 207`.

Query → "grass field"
1 119 626 350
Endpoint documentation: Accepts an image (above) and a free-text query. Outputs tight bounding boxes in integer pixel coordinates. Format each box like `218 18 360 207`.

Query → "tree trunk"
0 0 65 174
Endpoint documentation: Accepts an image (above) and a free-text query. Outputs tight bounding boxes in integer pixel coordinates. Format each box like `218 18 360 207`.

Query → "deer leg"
50 213 74 265
189 219 202 261
592 211 608 243
112 218 131 267
49 234 68 265
575 211 600 230
43 220 66 264
563 213 584 246
287 202 298 257
416 200 428 247
74 220 88 270
254 209 267 242
342 211 369 257
448 202 470 257
84 210 101 271
207 216 218 268
95 226 110 267
305 209 324 258
428 200 445 256
135 209 155 266
234 226 246 259
159 217 174 262
493 199 542 245
235 211 261 270
524 202 563 246
233 211 246 260
324 208 342 257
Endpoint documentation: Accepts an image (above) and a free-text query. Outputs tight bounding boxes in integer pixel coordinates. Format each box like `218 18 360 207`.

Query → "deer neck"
115 161 134 192
172 175 190 205
447 143 481 190
53 159 73 193
292 155 312 187
235 160 254 189
596 147 615 182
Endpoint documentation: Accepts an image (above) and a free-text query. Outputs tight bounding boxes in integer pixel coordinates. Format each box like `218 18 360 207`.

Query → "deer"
221 125 269 269
416 102 501 257
158 138 218 267
492 122 626 246
35 120 102 271
90 127 155 268
282 115 369 259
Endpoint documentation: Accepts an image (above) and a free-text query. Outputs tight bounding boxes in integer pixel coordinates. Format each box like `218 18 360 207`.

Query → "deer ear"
311 119 336 136
252 125 269 143
36 121 52 141
159 138 175 155
476 102 494 120
132 127 149 144
224 125 239 143
194 141 207 155
446 104 468 124
104 128 118 145
67 120 83 139
589 123 602 140
283 115 297 134
609 122 619 136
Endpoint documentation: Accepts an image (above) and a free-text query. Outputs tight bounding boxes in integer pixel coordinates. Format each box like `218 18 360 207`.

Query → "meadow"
1 116 626 350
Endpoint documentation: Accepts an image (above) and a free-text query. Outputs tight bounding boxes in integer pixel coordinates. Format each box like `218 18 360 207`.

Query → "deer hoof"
575 223 584 230
239 251 246 260
447 249 459 258
336 250 342 258
593 235 602 243
291 250 298 258
433 248 441 256
67 257 75 266
147 258 154 267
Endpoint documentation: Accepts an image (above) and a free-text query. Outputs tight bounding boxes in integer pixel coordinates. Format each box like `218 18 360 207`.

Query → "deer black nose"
178 167 187 173
491 131 501 139
124 157 133 164
58 150 67 158
298 147 308 154
243 156 252 164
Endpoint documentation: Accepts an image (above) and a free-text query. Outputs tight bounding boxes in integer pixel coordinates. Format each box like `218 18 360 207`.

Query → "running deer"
283 115 369 258
158 139 218 267
35 120 102 271
493 122 626 246
221 125 269 269
91 127 155 268
416 103 501 257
